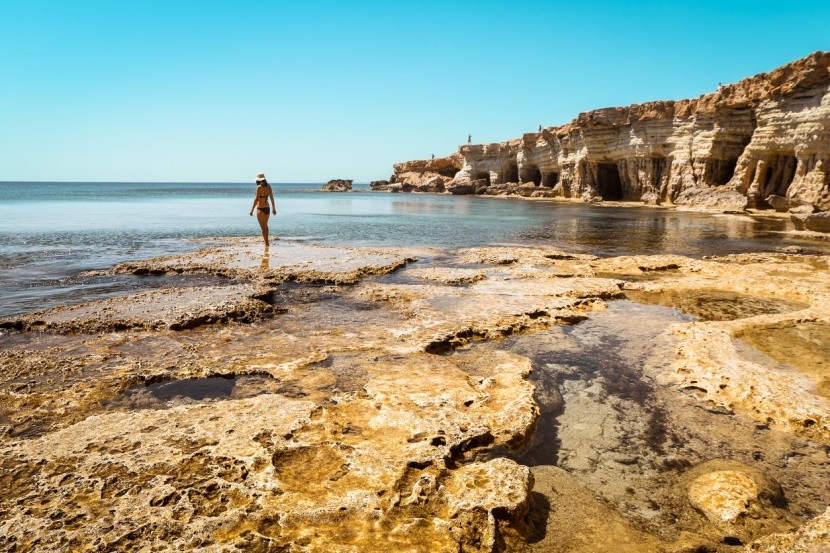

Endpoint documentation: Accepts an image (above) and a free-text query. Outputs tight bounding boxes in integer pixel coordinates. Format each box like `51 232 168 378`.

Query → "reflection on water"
391 198 474 216
515 204 819 257
2 181 829 317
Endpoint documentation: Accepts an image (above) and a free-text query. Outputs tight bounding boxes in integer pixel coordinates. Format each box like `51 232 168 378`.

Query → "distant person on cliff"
249 172 276 251
467 134 471 144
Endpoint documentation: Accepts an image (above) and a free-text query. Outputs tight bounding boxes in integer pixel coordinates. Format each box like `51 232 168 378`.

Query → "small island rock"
323 179 353 192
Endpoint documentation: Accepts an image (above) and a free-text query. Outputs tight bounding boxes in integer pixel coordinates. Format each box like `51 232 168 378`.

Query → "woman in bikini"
249 172 276 250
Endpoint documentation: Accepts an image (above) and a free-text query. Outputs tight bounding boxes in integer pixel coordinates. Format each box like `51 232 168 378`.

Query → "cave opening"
705 157 739 186
761 154 798 199
436 167 460 179
542 171 560 188
528 168 542 186
474 172 492 186
502 162 519 184
596 163 623 200
651 157 667 187
705 127 753 187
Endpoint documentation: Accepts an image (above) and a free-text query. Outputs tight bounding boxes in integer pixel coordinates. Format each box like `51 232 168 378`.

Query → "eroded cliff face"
392 51 830 212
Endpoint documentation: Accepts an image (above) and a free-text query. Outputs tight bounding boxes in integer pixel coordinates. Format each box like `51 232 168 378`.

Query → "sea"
1 181 829 318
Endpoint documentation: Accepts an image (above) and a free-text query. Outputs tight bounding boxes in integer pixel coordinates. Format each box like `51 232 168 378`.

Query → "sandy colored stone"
603 252 830 441
322 179 352 191
806 211 830 232
523 465 669 553
745 507 830 552
508 297 826 552
0 348 538 552
456 246 598 266
406 267 487 285
2 243 830 551
359 275 620 353
390 52 830 215
735 321 830 399
393 154 462 181
0 283 273 333
0 241 420 335
689 470 761 523
112 240 415 284
679 460 798 545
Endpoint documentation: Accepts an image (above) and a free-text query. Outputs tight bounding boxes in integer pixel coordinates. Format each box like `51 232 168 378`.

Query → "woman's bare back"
254 184 271 207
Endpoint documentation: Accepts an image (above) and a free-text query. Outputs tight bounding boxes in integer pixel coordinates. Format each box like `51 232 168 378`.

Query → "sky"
0 1 828 183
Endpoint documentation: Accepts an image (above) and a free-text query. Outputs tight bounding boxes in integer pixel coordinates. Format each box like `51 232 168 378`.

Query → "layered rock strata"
391 51 830 215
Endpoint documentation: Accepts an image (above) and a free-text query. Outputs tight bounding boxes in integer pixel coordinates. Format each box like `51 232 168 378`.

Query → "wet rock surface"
503 297 828 551
746 507 830 552
111 239 415 283
0 243 829 551
735 321 830 400
683 460 796 543
0 283 274 333
622 288 808 322
0 241 416 335
322 179 353 192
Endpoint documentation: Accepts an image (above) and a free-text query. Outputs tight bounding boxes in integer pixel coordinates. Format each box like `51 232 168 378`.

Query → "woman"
249 172 276 250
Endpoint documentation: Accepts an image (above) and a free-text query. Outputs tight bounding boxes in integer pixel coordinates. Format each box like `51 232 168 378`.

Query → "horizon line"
0 180 375 185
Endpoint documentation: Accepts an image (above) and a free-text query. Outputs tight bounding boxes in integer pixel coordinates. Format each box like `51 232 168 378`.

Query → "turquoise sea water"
1 181 828 317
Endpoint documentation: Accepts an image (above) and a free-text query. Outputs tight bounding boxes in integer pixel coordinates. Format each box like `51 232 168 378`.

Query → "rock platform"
1 241 829 551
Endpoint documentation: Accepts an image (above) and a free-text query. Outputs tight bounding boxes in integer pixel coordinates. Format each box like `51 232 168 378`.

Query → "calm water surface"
1 181 828 317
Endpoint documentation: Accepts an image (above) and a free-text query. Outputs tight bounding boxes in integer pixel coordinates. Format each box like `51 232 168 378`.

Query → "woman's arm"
250 193 257 216
269 189 276 213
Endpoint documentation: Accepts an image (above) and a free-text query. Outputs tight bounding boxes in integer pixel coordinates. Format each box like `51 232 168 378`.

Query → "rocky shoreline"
1 240 829 551
380 52 830 232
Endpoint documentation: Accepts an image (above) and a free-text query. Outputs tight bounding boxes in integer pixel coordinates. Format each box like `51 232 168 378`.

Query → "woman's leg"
256 211 270 248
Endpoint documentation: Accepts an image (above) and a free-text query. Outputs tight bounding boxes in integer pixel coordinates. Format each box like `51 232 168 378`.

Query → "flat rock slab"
455 246 598 266
406 267 487 284
114 240 415 284
359 276 623 353
0 283 272 333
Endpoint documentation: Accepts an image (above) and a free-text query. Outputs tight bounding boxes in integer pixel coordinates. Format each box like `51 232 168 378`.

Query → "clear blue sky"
1 1 827 183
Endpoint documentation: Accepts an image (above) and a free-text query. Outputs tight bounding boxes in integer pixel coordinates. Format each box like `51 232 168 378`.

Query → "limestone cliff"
391 51 830 212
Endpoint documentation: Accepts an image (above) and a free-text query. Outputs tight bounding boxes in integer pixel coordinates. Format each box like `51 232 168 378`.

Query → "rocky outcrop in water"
391 52 830 215
391 154 462 193
322 179 353 191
